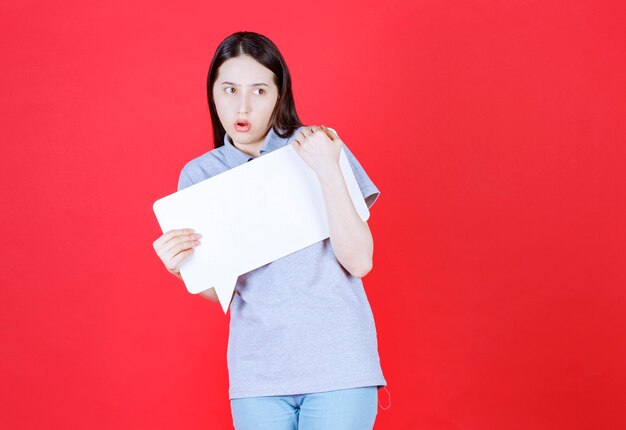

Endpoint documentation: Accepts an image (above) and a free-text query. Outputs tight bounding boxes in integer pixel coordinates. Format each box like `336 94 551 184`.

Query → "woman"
153 31 387 429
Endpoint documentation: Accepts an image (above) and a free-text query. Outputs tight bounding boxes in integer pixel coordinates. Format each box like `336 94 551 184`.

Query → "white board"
153 137 370 314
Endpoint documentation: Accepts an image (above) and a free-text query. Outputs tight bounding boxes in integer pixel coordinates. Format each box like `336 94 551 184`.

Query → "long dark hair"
207 31 302 149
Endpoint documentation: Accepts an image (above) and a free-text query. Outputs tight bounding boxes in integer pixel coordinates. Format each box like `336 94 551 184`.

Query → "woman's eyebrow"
220 81 269 87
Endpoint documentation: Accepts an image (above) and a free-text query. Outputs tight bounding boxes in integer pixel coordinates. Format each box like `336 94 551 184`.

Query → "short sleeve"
177 168 194 192
341 143 381 209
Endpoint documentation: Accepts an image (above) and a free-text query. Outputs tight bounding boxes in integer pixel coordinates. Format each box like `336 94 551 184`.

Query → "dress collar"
222 127 290 166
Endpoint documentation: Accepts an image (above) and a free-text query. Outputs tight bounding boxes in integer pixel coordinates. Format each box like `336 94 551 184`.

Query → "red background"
1 1 625 429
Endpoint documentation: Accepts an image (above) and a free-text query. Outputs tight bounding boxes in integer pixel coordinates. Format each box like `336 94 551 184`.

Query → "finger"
153 228 196 250
167 248 195 273
158 232 200 255
163 236 201 259
320 125 336 141
309 125 322 135
295 131 307 144
158 240 200 263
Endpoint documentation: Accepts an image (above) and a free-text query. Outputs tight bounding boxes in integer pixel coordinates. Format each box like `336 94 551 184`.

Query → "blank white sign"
153 138 370 314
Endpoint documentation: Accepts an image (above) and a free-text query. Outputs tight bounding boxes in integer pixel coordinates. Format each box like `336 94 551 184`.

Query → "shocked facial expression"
212 55 280 150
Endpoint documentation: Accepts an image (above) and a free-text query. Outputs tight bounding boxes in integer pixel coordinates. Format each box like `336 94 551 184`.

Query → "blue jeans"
230 386 378 429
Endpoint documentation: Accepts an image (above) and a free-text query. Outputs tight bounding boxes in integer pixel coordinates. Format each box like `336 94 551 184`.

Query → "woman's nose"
238 93 251 115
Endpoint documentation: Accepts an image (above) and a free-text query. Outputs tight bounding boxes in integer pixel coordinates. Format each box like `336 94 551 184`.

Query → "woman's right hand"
152 228 202 279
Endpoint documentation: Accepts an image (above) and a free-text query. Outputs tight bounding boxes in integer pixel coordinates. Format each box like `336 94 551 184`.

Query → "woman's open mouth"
234 119 251 132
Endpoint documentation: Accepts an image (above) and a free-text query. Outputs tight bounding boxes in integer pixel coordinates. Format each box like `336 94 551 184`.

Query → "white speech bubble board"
153 140 370 314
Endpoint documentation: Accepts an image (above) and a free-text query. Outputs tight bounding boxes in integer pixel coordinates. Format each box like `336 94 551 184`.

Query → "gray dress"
177 126 387 399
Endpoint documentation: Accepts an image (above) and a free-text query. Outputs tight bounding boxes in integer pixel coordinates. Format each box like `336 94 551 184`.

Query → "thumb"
321 125 338 141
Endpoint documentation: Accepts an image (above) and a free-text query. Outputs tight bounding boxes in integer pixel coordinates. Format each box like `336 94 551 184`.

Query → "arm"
291 126 375 278
154 229 220 300
317 165 374 278
198 287 219 302
173 271 219 302
172 271 220 302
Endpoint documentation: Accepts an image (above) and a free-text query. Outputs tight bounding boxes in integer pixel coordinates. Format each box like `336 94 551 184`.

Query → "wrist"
316 162 342 187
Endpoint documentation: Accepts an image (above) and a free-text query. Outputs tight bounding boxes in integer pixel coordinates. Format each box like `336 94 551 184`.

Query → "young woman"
152 31 388 429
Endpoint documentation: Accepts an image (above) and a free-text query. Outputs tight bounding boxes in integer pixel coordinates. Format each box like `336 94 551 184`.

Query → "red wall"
1 1 625 428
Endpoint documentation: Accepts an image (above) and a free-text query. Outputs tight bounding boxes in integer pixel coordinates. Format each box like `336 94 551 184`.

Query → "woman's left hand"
291 125 343 179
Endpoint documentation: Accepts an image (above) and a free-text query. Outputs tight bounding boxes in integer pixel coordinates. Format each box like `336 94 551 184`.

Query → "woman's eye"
254 88 265 95
225 87 236 94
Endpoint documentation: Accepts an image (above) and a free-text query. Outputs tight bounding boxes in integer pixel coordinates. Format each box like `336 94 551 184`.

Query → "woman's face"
212 55 279 150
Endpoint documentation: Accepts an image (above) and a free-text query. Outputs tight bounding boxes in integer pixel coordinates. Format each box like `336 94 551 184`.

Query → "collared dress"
177 126 387 399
